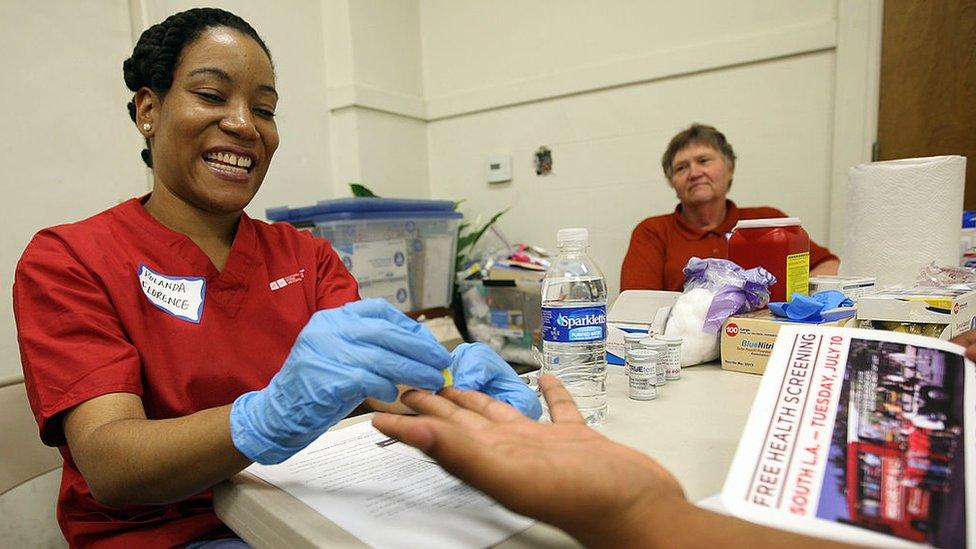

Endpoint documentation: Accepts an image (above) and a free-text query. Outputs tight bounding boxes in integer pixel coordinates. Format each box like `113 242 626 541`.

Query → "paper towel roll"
840 155 966 287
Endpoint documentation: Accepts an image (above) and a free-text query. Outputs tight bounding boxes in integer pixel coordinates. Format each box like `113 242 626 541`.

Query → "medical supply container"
654 335 683 380
267 198 462 312
728 217 810 303
541 228 608 426
622 332 649 373
853 287 976 339
639 338 669 387
626 348 658 401
808 275 876 300
457 278 542 366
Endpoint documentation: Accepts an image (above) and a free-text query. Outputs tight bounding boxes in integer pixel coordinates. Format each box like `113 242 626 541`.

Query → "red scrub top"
620 201 838 292
13 197 359 548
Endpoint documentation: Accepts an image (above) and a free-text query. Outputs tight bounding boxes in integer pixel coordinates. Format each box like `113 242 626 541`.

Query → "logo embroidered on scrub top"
137 264 206 323
270 268 305 291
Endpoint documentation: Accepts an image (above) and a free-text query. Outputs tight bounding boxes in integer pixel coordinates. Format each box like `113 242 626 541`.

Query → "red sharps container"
727 217 809 303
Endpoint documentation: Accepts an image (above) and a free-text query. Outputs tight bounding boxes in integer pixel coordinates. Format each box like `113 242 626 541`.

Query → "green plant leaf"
455 207 509 269
456 232 480 254
453 199 465 210
350 183 378 197
471 207 509 245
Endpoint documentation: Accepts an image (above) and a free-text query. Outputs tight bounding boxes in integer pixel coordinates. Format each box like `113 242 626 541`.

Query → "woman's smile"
202 147 257 181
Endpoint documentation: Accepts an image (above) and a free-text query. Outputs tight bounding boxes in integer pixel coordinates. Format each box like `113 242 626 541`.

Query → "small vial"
623 332 649 376
640 339 668 386
626 348 659 400
655 335 683 380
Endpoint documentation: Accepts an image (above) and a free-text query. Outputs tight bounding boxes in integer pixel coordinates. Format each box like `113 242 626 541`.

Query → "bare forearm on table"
67 403 250 507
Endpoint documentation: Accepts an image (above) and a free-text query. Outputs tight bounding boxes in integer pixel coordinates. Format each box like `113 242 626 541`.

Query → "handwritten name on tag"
138 264 206 323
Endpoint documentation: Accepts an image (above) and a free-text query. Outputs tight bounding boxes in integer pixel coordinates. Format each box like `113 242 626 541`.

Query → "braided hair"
122 8 272 168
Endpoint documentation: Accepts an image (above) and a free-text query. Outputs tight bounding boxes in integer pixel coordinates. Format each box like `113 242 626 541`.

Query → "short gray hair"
661 123 736 180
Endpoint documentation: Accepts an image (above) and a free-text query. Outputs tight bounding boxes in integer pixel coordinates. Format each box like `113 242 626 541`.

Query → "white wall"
325 0 429 198
420 0 842 300
420 0 835 100
1 0 146 381
142 0 337 216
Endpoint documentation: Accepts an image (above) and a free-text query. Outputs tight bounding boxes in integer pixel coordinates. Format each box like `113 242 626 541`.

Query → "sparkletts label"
541 305 606 342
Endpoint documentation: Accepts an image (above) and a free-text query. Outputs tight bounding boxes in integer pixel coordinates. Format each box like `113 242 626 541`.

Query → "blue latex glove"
450 342 542 419
769 290 854 322
231 298 452 464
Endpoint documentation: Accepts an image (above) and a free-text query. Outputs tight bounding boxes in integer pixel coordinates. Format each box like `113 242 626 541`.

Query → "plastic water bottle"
540 228 608 426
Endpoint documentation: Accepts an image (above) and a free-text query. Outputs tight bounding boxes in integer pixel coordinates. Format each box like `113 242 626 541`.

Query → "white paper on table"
247 421 534 548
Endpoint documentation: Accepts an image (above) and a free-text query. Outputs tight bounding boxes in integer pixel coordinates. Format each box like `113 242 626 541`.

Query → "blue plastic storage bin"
268 198 463 312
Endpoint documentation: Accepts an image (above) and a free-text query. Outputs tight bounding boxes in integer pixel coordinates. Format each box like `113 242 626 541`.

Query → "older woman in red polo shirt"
620 124 839 292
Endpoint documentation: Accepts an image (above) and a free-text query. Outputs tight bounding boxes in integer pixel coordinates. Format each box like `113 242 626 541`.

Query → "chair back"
0 375 62 495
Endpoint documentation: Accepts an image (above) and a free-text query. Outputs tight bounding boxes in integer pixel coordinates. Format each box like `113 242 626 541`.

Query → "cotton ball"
664 288 720 366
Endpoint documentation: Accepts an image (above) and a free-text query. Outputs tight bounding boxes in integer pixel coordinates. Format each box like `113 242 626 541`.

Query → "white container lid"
638 339 667 349
654 335 683 345
557 227 588 245
733 217 802 230
627 348 660 360
623 332 649 342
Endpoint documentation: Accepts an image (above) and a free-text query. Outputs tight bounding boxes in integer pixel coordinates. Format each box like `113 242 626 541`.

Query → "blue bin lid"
267 197 462 223
964 211 976 229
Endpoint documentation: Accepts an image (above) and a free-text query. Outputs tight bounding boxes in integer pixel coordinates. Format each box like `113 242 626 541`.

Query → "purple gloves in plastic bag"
683 258 777 333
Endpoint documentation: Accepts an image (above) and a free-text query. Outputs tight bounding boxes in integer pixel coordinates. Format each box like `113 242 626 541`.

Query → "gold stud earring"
143 122 152 132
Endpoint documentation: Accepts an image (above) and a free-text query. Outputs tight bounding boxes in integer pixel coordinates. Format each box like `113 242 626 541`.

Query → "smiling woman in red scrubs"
620 124 840 292
13 8 538 548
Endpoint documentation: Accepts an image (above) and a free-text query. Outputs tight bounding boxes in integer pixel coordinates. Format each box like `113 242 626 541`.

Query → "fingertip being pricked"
438 386 461 398
399 389 425 409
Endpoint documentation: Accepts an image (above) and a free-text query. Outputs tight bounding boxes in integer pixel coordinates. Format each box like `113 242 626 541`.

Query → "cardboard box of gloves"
720 309 852 375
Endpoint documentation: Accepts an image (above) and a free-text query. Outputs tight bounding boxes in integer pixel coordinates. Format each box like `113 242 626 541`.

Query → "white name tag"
138 264 206 323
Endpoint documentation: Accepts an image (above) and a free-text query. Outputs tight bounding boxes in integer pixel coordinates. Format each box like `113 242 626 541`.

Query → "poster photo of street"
815 338 966 546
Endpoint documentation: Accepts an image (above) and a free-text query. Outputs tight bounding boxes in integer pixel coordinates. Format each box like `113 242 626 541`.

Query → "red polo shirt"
620 201 837 292
13 197 359 548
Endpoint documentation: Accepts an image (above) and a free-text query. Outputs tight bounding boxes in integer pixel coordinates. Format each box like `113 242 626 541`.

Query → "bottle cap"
556 227 588 245
623 332 649 343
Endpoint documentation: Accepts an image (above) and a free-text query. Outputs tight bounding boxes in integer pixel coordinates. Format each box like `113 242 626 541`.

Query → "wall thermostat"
486 154 512 184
